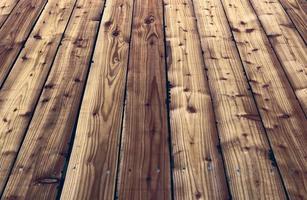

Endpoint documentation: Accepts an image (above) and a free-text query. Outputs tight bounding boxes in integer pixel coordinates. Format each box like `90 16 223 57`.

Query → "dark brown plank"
117 0 171 198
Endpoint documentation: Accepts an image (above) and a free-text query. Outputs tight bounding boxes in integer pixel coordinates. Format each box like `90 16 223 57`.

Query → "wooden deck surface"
0 0 306 199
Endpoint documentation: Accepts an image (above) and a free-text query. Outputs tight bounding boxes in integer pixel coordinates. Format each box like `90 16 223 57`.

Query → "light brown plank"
249 0 307 115
192 0 287 198
164 0 229 199
117 0 171 198
0 0 18 28
279 0 307 43
1 0 105 198
0 0 48 87
0 0 76 194
60 0 133 199
221 0 307 198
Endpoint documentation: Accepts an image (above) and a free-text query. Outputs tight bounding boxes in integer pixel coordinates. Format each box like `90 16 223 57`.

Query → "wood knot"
112 29 120 37
36 177 60 184
144 15 155 24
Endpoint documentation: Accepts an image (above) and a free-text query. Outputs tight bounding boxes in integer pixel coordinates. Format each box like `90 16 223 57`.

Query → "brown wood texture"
193 0 287 198
0 0 48 86
0 0 76 194
164 0 229 199
0 0 18 28
60 0 133 199
116 0 171 198
249 0 307 115
222 0 307 198
0 0 306 199
1 0 105 198
279 0 307 43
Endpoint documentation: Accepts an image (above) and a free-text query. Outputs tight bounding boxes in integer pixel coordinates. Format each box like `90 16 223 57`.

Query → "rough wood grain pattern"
1 0 105 198
222 0 307 198
249 0 307 115
0 0 18 28
192 0 287 199
117 0 171 198
164 0 229 199
0 0 48 87
0 0 76 194
60 0 133 199
279 0 307 43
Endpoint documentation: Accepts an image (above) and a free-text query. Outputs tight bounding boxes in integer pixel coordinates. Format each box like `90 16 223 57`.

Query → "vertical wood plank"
1 0 105 198
164 0 229 199
221 0 307 198
249 0 307 115
0 0 48 86
117 0 171 198
0 0 18 28
0 0 76 194
60 0 134 199
279 0 307 43
192 0 287 199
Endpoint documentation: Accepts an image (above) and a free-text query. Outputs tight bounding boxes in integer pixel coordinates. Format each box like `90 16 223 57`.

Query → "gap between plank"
161 0 175 198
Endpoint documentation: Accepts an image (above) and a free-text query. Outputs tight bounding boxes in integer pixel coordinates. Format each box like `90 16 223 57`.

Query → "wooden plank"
60 0 133 199
221 0 307 198
116 0 171 198
249 0 307 115
0 0 76 194
192 0 287 198
1 0 105 198
0 0 18 28
164 0 229 199
0 0 48 87
279 0 307 43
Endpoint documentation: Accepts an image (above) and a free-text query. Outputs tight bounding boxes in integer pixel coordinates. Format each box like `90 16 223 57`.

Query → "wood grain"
1 0 105 198
192 0 287 199
60 0 133 199
0 0 48 87
117 0 171 198
249 0 307 115
221 0 307 198
164 0 229 199
279 0 307 43
0 0 18 28
0 0 76 194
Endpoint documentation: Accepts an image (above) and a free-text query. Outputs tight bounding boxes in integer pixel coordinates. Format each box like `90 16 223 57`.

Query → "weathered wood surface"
0 0 48 87
60 0 133 199
193 0 287 198
0 0 306 199
0 0 18 28
249 0 307 115
1 0 105 198
164 0 229 199
116 0 171 198
279 0 307 43
222 0 307 198
0 0 76 194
